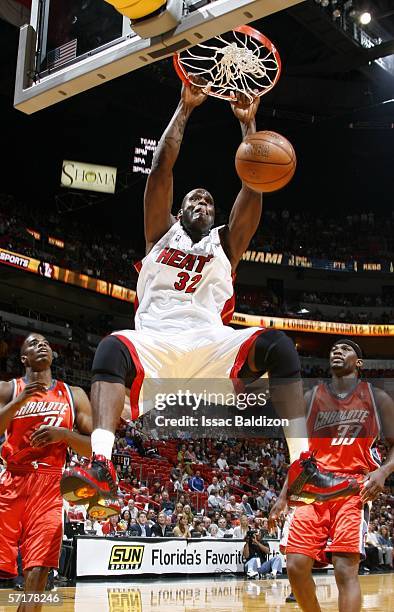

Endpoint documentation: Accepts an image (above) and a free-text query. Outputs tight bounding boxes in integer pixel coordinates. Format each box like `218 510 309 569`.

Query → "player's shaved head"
181 188 214 210
179 188 215 237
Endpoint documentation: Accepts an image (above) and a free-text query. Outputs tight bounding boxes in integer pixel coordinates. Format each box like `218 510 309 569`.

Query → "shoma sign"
61 160 117 194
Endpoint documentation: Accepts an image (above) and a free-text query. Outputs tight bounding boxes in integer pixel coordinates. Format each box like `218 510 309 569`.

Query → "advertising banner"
61 160 117 194
76 537 251 577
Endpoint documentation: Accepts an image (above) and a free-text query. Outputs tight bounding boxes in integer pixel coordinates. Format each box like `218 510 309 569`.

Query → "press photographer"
243 527 282 579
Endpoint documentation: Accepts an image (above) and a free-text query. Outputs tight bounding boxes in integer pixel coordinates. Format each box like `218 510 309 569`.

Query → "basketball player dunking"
0 333 92 607
61 79 356 509
269 339 394 612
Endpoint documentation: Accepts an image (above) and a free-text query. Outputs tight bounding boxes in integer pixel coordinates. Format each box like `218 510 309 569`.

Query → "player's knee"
91 335 135 385
286 555 312 581
333 557 359 585
24 566 49 588
253 330 300 379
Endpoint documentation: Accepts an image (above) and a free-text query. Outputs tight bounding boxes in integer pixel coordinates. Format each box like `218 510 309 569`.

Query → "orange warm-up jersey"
1 377 75 469
307 380 381 474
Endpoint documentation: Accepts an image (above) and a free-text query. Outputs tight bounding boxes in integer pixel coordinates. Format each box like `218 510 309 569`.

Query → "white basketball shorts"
111 326 267 419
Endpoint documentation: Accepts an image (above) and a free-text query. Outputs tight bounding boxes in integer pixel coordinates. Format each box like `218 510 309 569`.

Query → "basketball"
235 131 296 193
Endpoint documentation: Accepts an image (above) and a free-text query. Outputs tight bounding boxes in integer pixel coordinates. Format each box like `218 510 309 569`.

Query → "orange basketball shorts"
0 468 63 577
283 491 368 561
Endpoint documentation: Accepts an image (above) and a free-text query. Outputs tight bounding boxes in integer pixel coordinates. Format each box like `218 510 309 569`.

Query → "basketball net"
173 25 281 102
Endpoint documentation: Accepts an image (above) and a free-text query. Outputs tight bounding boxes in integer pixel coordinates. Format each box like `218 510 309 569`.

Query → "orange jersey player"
270 338 394 612
0 333 92 609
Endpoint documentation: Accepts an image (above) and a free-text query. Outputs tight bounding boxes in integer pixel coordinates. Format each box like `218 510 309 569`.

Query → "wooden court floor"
0 574 393 611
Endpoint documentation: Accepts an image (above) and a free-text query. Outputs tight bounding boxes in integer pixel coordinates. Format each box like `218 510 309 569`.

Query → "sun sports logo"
108 545 144 570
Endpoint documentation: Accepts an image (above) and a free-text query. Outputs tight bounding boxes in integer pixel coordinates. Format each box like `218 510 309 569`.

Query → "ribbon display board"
2 247 392 336
241 250 394 274
231 313 394 337
0 247 135 303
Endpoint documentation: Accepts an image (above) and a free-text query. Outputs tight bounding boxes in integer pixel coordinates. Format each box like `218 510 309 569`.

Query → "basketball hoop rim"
173 24 282 99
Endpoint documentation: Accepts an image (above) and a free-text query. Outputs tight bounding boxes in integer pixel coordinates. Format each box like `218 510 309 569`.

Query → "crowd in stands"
65 425 394 573
301 292 394 309
1 196 394 293
251 209 394 261
0 196 138 289
236 286 394 325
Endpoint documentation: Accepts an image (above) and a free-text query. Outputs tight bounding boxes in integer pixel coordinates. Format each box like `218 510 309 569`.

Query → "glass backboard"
14 0 304 114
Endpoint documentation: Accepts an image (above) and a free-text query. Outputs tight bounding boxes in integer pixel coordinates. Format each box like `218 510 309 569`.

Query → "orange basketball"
235 131 296 193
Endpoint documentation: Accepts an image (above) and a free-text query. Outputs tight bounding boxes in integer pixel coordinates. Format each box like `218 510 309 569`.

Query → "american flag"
47 39 77 71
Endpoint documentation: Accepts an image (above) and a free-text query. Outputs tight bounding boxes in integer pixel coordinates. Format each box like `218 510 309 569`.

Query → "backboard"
14 0 304 114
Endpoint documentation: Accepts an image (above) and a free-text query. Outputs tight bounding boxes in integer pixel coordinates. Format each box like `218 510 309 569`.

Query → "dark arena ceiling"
0 0 393 245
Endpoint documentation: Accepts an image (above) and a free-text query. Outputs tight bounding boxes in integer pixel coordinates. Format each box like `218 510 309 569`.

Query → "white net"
175 29 281 101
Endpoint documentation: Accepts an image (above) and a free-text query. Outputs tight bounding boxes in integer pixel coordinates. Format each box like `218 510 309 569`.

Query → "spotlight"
333 8 341 17
321 0 329 6
359 11 372 24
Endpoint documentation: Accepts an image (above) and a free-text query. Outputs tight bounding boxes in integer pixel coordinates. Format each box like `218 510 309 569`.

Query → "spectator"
217 517 234 538
160 490 175 514
364 524 381 572
150 480 164 496
173 474 184 494
217 452 229 471
202 516 212 531
151 512 174 537
170 463 183 482
190 519 207 538
171 502 184 524
207 489 222 510
233 514 250 539
177 444 187 464
102 515 123 535
146 509 157 527
263 485 277 509
225 495 241 515
218 489 228 507
208 524 220 538
165 514 173 530
126 499 139 520
225 467 240 487
129 476 143 494
188 470 205 492
149 493 162 510
239 495 254 517
377 526 393 569
173 514 191 538
207 476 219 495
119 510 132 531
182 504 194 524
256 489 269 512
184 444 197 464
84 518 103 536
129 512 152 537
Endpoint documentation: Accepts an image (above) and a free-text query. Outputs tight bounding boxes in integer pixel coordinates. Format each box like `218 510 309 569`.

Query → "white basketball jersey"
135 221 234 332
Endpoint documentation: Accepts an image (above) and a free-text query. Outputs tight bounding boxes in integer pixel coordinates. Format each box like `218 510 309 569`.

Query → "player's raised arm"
144 77 209 253
221 93 262 271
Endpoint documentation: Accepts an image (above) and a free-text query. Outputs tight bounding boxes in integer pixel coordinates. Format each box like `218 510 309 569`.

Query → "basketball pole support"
14 0 305 114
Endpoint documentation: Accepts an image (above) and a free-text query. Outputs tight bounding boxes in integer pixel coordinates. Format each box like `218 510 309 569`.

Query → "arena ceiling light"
359 10 372 24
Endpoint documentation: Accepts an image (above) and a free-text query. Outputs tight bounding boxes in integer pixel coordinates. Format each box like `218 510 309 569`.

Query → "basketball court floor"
1 574 391 611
